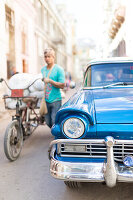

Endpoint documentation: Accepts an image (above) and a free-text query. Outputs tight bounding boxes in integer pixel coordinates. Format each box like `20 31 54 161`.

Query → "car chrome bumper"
49 137 133 187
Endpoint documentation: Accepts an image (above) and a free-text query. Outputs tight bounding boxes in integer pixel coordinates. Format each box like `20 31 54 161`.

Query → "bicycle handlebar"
0 78 12 90
28 78 43 89
0 78 4 83
0 77 43 90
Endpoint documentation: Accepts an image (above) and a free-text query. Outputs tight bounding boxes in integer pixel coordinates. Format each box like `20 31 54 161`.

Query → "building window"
5 5 15 79
22 31 27 54
36 1 43 27
22 59 28 73
37 37 43 56
50 17 54 37
21 22 28 55
43 8 48 32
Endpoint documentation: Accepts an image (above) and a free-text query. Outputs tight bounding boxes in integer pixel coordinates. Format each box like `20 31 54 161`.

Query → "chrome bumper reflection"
51 157 104 182
49 137 133 187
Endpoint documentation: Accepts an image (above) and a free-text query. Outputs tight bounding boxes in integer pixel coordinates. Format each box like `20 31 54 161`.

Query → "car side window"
84 67 91 87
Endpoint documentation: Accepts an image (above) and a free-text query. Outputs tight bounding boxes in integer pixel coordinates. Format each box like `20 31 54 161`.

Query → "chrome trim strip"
59 155 107 158
49 139 105 151
86 58 133 67
49 139 133 147
83 85 133 90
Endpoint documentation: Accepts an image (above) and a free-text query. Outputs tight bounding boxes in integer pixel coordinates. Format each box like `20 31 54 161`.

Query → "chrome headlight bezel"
62 117 85 139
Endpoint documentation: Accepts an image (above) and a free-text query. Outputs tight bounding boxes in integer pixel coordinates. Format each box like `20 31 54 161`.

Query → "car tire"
64 181 82 189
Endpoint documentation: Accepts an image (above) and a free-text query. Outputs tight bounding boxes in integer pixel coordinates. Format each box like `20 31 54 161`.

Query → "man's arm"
44 78 65 89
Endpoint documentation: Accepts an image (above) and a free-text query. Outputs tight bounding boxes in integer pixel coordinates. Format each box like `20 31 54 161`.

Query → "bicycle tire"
4 120 23 161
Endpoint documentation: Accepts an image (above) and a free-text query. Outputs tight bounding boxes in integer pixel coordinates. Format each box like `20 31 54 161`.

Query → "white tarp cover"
6 73 44 109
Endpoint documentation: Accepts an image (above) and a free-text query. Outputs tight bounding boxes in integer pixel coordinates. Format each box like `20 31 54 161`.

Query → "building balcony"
109 5 125 39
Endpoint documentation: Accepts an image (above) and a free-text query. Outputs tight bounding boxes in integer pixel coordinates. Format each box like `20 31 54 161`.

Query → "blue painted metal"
55 90 96 125
51 60 133 143
55 154 106 163
93 87 133 124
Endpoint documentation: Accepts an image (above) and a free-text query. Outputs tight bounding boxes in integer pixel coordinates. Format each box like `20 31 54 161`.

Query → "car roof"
86 57 133 67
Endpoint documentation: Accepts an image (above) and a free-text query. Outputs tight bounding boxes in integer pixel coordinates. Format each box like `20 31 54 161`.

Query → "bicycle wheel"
4 120 23 161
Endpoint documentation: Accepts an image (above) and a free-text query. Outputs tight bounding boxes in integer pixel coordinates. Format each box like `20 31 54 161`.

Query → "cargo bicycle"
0 78 45 161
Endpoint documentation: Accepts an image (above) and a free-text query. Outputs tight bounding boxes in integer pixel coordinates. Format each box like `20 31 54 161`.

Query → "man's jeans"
45 100 62 128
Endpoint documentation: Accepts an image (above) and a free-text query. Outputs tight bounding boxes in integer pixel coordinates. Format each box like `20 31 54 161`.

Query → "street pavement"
0 88 133 200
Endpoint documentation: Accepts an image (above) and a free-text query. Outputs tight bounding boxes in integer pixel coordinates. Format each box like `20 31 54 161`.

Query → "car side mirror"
69 81 76 89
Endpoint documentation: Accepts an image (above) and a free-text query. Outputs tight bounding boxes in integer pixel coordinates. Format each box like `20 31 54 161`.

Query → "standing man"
41 48 65 128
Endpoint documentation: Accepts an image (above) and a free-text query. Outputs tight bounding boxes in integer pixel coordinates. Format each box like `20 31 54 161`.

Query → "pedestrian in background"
41 48 65 128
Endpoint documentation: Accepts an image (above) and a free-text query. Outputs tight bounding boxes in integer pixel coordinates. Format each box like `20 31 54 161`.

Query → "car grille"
114 143 133 161
59 143 133 162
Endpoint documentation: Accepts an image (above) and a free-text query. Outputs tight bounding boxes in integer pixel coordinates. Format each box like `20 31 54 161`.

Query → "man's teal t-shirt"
41 64 65 103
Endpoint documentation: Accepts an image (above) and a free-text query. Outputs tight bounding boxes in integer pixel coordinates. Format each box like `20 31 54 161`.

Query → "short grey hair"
44 48 55 57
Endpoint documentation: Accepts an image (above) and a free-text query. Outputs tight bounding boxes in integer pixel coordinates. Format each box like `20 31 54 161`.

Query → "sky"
55 0 104 40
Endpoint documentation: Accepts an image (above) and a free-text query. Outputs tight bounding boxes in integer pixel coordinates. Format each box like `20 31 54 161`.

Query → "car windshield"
85 62 133 87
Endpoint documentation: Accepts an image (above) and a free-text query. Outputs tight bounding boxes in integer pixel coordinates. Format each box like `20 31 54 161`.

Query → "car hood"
93 87 133 124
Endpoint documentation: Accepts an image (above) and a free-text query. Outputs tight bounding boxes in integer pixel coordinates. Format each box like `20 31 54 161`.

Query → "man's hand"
44 78 65 89
44 78 50 83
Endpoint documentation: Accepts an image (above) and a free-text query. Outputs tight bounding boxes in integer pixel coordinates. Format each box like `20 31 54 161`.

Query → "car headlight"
63 117 85 138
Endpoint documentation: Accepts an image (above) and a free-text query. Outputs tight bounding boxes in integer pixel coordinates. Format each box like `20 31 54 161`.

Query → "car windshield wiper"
103 82 133 88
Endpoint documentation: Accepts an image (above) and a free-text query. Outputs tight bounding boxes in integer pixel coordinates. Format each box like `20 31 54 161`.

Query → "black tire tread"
4 120 23 161
64 181 82 189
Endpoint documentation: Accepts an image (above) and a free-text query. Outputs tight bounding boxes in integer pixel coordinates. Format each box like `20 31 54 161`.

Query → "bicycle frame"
1 77 45 135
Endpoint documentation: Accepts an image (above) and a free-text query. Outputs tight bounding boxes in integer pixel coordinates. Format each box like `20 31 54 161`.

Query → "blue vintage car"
49 58 133 188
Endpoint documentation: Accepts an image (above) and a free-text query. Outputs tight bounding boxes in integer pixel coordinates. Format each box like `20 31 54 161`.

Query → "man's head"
44 48 55 66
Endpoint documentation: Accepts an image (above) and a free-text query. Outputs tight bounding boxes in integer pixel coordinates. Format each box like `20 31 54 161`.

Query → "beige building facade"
101 0 133 58
0 0 74 80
